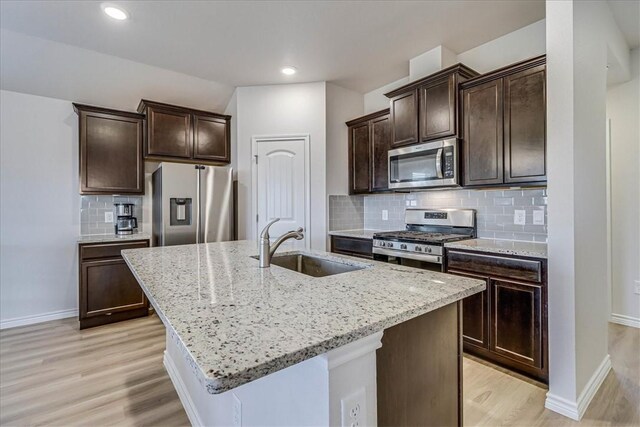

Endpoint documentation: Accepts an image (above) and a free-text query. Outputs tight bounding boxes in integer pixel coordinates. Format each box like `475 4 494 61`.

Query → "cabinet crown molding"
384 63 479 98
137 99 231 120
72 103 145 119
345 108 390 126
460 55 546 89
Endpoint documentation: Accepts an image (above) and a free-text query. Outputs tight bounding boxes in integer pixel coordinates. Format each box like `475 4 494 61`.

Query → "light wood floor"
1 316 638 426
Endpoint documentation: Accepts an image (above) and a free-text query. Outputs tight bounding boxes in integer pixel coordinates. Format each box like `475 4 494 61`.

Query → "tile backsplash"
329 188 548 243
80 195 144 235
328 195 365 231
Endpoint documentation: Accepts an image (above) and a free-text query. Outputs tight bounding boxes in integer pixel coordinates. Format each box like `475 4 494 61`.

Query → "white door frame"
251 134 311 250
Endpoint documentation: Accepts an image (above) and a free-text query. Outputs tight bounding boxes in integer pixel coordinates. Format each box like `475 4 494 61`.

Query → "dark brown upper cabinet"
138 100 231 165
460 56 546 187
346 109 391 194
504 64 547 184
385 64 479 148
389 90 419 147
73 104 145 195
462 79 504 186
193 114 230 162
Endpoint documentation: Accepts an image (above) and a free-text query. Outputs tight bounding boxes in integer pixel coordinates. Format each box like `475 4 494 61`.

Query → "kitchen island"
122 240 484 426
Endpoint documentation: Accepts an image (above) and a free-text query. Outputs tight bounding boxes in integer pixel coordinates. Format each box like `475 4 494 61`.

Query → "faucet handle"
260 218 280 239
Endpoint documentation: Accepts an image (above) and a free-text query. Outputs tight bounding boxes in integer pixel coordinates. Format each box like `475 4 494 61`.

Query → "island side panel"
377 301 462 427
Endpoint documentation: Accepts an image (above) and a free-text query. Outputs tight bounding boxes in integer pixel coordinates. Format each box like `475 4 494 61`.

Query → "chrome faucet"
259 218 304 268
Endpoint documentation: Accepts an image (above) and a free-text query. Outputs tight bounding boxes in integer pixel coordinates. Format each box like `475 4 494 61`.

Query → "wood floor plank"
1 315 637 426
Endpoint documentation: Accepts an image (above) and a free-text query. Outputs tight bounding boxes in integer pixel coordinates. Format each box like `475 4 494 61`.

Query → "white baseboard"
0 308 78 330
545 354 612 420
163 350 201 427
610 313 640 328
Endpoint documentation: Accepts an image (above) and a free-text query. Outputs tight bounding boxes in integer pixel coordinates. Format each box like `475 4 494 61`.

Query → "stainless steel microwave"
388 138 459 189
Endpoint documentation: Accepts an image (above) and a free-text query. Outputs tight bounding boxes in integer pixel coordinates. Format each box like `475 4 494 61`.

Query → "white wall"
326 83 364 196
607 48 640 325
236 82 327 250
363 77 409 114
545 0 630 419
1 29 234 112
0 90 79 327
362 19 546 114
456 19 546 73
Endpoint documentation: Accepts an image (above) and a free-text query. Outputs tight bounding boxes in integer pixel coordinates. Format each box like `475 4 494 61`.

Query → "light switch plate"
104 211 114 223
410 200 417 207
514 210 526 225
533 210 545 225
382 210 388 221
406 200 411 207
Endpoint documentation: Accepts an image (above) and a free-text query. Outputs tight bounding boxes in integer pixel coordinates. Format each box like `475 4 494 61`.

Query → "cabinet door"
490 278 542 368
146 104 192 158
504 65 546 183
462 79 504 186
79 110 144 194
193 114 230 163
390 89 419 147
420 75 456 142
370 114 391 192
448 269 490 349
349 122 371 194
80 258 147 318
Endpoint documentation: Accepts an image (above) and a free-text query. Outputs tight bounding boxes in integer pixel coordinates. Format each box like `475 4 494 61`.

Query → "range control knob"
387 242 394 248
426 247 432 253
400 244 407 250
379 242 385 247
415 246 422 252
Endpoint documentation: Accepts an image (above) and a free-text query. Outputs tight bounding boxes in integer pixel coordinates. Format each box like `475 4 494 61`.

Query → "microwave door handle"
435 148 444 178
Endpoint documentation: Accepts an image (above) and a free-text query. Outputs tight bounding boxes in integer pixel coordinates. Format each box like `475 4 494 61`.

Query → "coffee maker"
114 203 138 235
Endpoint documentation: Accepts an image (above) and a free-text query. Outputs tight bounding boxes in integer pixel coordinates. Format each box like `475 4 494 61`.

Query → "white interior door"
256 138 307 249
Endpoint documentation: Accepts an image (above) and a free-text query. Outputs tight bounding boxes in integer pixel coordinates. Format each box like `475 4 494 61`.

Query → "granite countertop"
445 238 547 259
328 229 382 240
122 240 484 394
77 233 151 244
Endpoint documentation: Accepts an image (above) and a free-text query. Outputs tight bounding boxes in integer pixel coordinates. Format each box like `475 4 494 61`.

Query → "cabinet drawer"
331 236 373 258
447 250 542 283
80 240 149 260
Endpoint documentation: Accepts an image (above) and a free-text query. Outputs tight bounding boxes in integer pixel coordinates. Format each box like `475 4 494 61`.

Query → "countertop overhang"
122 240 485 394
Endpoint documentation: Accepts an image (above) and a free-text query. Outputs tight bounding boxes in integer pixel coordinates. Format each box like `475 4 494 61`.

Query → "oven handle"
373 247 442 264
435 148 444 179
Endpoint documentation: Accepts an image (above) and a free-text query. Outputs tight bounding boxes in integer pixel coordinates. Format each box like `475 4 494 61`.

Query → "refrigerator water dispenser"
170 198 192 226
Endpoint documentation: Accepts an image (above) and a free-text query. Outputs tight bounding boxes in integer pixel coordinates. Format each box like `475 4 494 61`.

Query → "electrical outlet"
533 210 545 225
410 200 417 207
406 200 411 207
634 280 640 295
232 393 242 426
104 211 114 223
514 210 526 225
382 210 388 221
341 388 366 427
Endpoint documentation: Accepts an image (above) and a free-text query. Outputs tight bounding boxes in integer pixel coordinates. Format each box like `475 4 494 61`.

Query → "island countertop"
122 240 485 394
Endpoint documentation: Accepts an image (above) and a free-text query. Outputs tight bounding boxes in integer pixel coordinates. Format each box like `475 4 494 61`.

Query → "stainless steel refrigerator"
152 163 234 246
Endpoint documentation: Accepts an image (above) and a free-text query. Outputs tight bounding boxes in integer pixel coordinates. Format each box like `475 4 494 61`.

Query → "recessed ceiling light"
101 3 129 20
281 66 297 75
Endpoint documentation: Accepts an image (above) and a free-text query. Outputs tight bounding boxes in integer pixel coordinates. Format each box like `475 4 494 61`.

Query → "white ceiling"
607 0 640 49
0 0 546 93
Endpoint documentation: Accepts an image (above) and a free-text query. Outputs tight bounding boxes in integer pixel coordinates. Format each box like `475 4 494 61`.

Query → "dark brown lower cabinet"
377 302 462 426
329 235 373 259
446 249 548 383
79 240 149 329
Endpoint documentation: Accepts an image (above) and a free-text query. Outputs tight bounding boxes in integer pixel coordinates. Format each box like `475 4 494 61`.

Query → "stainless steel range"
373 209 476 271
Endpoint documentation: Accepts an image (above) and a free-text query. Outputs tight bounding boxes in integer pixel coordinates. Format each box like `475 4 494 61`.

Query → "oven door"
388 139 458 189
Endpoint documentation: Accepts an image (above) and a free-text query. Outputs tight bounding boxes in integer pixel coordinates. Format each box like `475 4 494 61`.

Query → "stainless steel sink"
252 253 366 277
